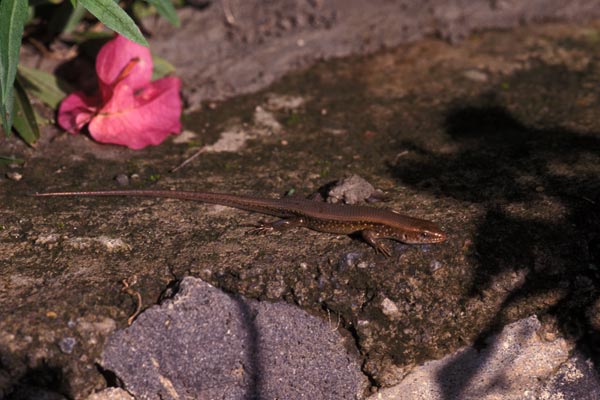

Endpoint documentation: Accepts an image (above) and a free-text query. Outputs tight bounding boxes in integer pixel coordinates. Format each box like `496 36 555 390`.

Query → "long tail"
34 190 291 217
35 190 219 201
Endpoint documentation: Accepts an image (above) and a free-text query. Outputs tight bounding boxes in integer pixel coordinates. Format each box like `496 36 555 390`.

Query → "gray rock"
370 315 570 400
327 175 380 205
536 350 600 400
101 277 368 399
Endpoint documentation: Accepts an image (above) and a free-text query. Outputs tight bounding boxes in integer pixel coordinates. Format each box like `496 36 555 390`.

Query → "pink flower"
58 35 182 149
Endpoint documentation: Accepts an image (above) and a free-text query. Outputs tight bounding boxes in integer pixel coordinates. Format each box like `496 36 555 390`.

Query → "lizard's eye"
420 232 431 239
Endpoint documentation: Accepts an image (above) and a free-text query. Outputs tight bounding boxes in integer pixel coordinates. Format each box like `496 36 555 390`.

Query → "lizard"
35 189 446 256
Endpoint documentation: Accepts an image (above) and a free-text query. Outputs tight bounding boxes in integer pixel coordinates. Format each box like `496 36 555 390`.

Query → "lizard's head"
406 227 447 244
387 215 447 244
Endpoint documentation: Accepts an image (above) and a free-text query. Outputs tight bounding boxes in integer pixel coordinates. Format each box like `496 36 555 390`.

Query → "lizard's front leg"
361 229 392 257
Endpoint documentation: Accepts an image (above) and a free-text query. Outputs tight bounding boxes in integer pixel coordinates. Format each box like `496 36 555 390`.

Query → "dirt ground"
2 1 600 399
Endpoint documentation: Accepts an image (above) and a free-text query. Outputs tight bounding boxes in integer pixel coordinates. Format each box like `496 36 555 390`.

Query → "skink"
35 190 446 256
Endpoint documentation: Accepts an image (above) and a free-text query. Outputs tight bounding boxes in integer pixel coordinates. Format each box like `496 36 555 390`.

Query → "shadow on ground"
389 104 600 399
0 362 67 399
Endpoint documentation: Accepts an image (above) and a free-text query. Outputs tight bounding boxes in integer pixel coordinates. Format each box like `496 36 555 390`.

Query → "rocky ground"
2 1 600 399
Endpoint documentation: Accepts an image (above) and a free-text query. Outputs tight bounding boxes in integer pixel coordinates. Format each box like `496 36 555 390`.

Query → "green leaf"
0 0 28 136
0 87 14 137
63 2 87 34
78 0 148 47
71 30 114 44
18 65 71 109
70 0 78 8
12 77 40 146
152 55 176 80
0 155 24 165
144 0 180 27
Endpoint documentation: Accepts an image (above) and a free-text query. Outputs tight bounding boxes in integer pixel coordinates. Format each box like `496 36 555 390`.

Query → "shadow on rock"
389 105 600 399
233 296 263 400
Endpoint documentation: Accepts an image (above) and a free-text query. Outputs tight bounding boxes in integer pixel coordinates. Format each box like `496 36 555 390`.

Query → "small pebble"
430 260 443 272
6 171 22 181
115 174 129 186
341 252 362 268
381 297 401 319
463 69 489 82
59 337 77 354
327 174 377 204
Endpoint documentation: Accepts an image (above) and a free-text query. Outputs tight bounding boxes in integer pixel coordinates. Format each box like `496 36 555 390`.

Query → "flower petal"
57 91 100 134
95 35 153 101
88 77 182 149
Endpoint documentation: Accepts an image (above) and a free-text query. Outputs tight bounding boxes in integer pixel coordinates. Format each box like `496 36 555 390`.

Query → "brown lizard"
35 190 446 256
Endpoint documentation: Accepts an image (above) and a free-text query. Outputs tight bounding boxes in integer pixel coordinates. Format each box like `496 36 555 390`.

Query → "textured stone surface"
3 8 600 398
147 0 600 108
86 388 134 400
536 351 600 400
369 316 571 400
101 277 368 399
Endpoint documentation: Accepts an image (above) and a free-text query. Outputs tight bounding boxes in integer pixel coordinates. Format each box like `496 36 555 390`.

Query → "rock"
369 315 570 400
327 175 382 204
101 277 368 399
86 388 134 400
